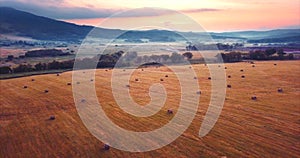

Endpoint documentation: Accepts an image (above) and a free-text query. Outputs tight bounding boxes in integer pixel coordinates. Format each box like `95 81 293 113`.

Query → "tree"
0 66 12 74
265 48 276 56
7 55 14 61
182 52 193 60
48 60 60 70
277 49 285 60
13 64 34 73
150 55 160 62
220 51 242 62
170 52 184 63
160 54 170 62
249 50 267 60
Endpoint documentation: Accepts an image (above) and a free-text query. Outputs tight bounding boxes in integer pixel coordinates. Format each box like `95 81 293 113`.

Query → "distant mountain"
0 7 122 41
0 7 299 43
247 35 300 43
211 29 300 40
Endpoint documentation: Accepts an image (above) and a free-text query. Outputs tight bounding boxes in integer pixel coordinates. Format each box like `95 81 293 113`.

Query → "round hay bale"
126 84 130 88
228 75 231 78
241 75 245 78
104 144 110 150
141 69 144 71
225 67 227 69
135 78 139 81
67 83 71 85
49 115 55 120
44 90 49 93
56 73 60 76
208 77 211 80
76 82 80 84
81 99 86 102
105 69 108 71
250 61 254 64
227 85 231 88
167 109 173 114
240 69 244 72
277 88 283 93
274 63 277 66
160 78 164 81
165 75 168 78
123 69 126 72
251 95 257 100
23 86 28 89
31 79 35 81
252 65 255 67
194 77 197 79
218 65 221 67
90 79 94 82
196 91 201 94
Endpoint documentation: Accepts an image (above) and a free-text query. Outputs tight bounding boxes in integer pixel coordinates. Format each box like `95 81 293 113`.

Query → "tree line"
0 48 294 74
0 51 194 74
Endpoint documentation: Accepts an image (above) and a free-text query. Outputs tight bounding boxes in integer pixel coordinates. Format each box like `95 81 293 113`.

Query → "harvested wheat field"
0 60 299 158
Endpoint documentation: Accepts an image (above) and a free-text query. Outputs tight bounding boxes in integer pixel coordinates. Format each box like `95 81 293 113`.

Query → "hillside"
0 7 123 41
1 7 299 43
0 61 299 157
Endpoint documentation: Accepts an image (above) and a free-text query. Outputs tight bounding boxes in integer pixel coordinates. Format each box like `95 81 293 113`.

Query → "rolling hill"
0 7 299 43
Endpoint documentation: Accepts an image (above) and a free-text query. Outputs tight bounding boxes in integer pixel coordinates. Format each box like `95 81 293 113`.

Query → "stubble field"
0 60 299 158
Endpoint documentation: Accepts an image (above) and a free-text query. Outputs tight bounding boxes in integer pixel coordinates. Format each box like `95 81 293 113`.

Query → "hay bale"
274 63 277 66
126 84 130 88
241 75 245 78
56 73 60 76
67 83 71 85
31 79 35 81
165 75 168 78
23 86 28 89
167 109 173 114
208 77 211 80
44 90 49 93
240 69 244 72
81 99 86 102
49 115 55 120
135 78 139 81
104 144 110 150
194 77 197 79
252 65 255 67
141 69 144 71
160 78 164 81
76 82 80 84
224 67 227 69
277 88 283 93
218 65 221 67
123 69 126 72
227 85 231 88
228 75 231 78
105 69 108 71
251 95 257 100
90 79 94 82
196 91 201 94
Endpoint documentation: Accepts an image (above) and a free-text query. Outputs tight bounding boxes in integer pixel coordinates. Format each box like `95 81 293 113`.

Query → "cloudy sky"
0 0 299 31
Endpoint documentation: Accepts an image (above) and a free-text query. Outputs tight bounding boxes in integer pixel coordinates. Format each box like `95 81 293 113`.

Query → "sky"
0 0 299 32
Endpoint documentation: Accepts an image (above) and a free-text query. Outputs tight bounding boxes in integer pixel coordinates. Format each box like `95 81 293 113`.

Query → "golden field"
0 60 299 158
